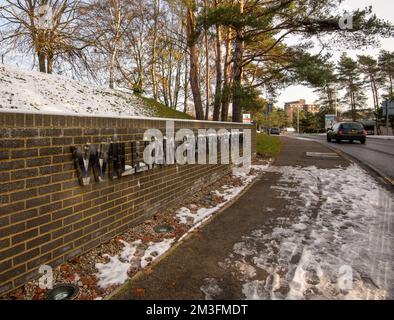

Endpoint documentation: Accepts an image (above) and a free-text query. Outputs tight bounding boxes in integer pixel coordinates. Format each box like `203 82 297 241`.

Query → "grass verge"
141 97 194 120
256 133 282 158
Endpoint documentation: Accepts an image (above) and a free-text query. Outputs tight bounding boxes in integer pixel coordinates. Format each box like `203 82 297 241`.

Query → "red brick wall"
0 112 255 295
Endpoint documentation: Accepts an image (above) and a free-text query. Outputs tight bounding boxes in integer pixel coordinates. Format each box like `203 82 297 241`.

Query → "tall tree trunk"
203 0 210 120
36 28 46 73
151 0 159 100
327 87 333 110
109 1 121 89
204 25 210 119
351 91 356 122
213 0 222 121
186 3 204 120
231 0 244 123
174 42 183 109
371 77 380 134
167 38 174 107
38 51 46 73
47 52 53 74
160 61 169 106
109 50 116 89
183 53 189 113
135 43 143 94
221 28 232 121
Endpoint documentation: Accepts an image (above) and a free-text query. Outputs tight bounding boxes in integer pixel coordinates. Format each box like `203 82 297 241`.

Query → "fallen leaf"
35 287 45 295
81 276 97 286
60 264 70 273
32 294 42 300
65 274 76 282
142 236 151 243
144 267 153 275
133 287 145 296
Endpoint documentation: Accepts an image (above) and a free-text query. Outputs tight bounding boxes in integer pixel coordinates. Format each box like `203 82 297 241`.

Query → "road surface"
300 134 394 184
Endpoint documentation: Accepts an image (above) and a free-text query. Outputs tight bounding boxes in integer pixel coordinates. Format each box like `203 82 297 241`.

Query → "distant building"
284 99 319 122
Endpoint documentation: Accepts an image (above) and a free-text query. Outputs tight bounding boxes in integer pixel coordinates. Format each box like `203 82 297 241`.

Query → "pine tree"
358 55 383 133
378 50 394 100
337 54 366 121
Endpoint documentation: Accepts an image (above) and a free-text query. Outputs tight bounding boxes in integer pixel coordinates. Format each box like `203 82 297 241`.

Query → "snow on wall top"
0 64 154 118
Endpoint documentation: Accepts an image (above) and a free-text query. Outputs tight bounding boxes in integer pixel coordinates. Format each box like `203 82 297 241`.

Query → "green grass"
256 133 282 158
140 97 194 120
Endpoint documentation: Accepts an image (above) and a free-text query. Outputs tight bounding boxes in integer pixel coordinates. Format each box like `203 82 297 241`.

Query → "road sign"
382 101 394 116
325 114 336 129
382 100 394 136
243 114 251 124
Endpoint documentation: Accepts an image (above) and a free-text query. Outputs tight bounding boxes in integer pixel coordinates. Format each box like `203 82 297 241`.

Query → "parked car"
327 122 367 144
269 127 281 135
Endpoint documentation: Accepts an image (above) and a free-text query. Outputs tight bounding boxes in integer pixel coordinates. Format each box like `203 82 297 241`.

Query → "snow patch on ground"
95 255 130 288
233 242 257 258
119 240 142 262
141 238 175 268
215 164 393 300
242 280 266 300
200 278 223 300
233 261 257 280
95 238 174 288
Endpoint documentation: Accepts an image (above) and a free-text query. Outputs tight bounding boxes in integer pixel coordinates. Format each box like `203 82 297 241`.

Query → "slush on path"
114 137 394 300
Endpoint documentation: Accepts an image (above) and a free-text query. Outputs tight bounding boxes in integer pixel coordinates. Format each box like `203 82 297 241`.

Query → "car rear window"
341 123 363 130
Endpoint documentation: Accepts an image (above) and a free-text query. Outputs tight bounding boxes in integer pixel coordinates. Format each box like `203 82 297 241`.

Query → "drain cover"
154 225 175 233
305 152 339 159
46 283 80 300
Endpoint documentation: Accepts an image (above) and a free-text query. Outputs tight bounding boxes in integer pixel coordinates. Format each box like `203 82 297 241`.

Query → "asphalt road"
300 134 394 184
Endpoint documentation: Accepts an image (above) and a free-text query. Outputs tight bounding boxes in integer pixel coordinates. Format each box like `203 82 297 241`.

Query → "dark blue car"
327 122 367 144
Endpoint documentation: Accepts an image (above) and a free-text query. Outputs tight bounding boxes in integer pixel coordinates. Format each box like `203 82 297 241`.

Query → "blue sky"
277 0 394 109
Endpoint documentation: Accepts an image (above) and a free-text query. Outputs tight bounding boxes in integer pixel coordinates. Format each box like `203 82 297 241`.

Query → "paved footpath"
114 137 393 300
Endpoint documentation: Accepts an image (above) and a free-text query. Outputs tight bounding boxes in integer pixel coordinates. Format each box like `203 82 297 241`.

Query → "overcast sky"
277 0 394 109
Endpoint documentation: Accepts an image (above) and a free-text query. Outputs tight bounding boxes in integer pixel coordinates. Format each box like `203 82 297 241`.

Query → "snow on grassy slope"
0 64 154 117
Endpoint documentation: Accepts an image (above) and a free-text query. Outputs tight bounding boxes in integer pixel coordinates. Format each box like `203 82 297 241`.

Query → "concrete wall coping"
0 109 254 126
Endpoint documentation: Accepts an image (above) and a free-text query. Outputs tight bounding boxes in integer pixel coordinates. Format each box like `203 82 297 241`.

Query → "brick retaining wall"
0 112 255 295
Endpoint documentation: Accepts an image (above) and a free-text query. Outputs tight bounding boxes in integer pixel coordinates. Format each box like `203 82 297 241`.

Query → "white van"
284 127 296 135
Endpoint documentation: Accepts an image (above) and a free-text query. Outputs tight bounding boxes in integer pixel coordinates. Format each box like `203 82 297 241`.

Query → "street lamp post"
386 101 390 136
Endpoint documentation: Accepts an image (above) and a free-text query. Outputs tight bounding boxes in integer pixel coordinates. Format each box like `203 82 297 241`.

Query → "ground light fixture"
45 283 80 300
154 225 175 233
